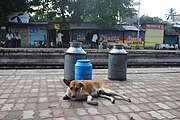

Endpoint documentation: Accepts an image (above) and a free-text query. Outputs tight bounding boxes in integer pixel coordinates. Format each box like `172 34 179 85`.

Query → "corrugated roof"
101 25 124 31
122 25 145 31
69 23 126 30
139 27 146 31
29 22 48 25
174 27 180 34
165 28 179 35
69 23 99 29
123 25 139 31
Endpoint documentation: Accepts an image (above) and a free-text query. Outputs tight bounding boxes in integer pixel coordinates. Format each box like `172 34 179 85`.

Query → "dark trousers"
91 42 97 48
6 40 12 48
57 42 63 48
16 40 21 48
12 39 16 48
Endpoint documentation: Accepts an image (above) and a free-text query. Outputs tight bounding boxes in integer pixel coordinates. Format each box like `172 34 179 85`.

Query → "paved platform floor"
0 68 180 120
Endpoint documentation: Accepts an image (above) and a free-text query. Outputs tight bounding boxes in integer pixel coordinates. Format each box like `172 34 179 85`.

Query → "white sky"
134 0 180 20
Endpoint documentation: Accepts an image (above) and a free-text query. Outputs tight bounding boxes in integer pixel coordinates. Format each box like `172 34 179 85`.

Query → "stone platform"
0 67 180 119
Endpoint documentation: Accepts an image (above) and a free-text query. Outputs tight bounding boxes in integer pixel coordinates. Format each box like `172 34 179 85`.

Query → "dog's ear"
63 79 72 86
79 82 85 88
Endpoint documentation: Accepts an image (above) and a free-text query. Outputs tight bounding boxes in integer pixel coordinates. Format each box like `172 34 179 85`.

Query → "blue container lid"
77 59 90 63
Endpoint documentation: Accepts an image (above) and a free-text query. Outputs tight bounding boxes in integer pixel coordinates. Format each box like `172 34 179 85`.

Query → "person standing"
50 41 54 48
91 33 98 48
14 32 21 47
99 34 103 49
5 31 13 48
56 31 63 48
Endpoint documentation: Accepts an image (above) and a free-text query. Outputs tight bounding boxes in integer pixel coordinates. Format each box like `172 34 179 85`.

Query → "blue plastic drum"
75 59 92 80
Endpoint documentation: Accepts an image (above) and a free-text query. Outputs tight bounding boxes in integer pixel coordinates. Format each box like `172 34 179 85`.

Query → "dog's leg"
99 94 115 103
87 95 98 106
99 88 131 102
114 94 131 102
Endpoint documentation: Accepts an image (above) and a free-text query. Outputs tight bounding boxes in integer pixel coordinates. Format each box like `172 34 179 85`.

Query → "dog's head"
63 79 84 100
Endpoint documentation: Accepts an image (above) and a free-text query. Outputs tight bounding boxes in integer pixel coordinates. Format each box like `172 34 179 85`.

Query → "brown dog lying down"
62 79 131 106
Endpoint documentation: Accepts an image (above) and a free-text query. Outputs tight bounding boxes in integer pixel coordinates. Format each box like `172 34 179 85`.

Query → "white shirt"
6 33 13 40
92 34 98 43
14 34 21 40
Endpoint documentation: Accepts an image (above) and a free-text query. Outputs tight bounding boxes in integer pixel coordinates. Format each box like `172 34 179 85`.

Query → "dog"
62 79 131 106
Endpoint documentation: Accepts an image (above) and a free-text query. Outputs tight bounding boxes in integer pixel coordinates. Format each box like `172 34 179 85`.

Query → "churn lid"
66 42 86 54
109 45 127 54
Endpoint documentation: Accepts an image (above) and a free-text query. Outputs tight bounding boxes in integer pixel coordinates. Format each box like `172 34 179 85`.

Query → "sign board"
9 12 29 23
144 24 164 30
124 36 144 47
54 24 60 29
124 31 145 47
73 32 86 42
99 31 123 43
1 26 6 30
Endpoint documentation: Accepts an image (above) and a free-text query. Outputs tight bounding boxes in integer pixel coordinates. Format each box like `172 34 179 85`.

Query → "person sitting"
5 31 13 48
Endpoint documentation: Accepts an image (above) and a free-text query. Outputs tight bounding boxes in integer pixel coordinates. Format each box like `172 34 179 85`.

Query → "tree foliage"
166 8 177 21
67 0 136 26
0 0 26 24
0 0 41 25
139 15 164 24
0 0 136 26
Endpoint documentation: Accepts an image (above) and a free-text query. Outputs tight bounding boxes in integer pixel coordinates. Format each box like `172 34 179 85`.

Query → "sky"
134 0 180 20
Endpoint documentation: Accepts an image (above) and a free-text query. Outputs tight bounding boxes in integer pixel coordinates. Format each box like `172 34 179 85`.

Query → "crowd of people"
0 31 21 48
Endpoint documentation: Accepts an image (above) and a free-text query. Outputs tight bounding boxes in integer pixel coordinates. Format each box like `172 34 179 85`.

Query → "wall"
11 26 29 47
124 31 145 47
8 22 48 48
143 23 164 47
29 27 47 47
99 30 123 43
145 29 164 46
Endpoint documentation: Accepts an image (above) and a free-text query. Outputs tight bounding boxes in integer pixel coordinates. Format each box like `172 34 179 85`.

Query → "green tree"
68 0 88 23
0 0 136 26
0 0 41 25
30 0 54 22
166 8 177 21
31 0 136 26
30 0 71 22
139 15 164 24
0 0 26 25
68 0 136 26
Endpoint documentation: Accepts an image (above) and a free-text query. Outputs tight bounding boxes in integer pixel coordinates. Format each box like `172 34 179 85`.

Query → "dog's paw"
87 101 98 106
99 89 105 94
62 95 69 100
112 99 115 104
130 117 135 120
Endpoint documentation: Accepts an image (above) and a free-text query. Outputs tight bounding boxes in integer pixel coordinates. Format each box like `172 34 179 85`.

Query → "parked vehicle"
155 44 178 50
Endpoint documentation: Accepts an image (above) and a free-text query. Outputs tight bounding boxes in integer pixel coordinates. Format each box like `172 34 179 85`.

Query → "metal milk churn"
108 45 127 80
64 42 87 80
